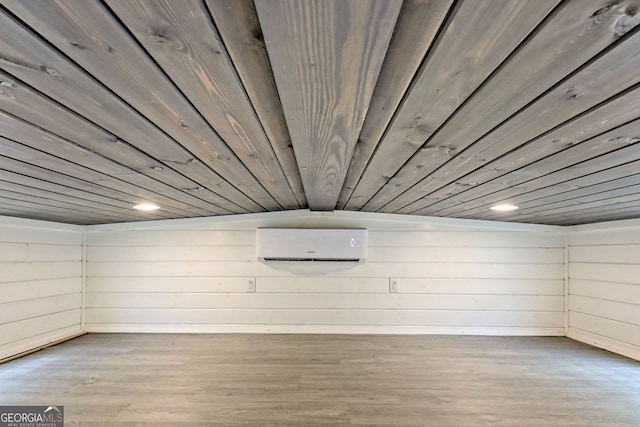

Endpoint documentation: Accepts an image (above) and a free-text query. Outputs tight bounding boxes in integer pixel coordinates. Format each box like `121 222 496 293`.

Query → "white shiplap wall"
85 211 566 335
0 216 84 361
569 219 640 361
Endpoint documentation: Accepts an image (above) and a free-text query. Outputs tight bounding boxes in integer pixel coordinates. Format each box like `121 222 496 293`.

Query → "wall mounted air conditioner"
256 228 367 263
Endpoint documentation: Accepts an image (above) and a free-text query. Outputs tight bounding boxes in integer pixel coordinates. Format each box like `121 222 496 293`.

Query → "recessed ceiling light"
133 203 160 211
490 204 519 212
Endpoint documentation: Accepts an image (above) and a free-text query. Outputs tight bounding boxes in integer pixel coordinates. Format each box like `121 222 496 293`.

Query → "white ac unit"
256 228 367 262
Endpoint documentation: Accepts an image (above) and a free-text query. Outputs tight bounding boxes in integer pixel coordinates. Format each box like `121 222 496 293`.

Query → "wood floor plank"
362 0 640 212
0 334 638 426
256 0 401 210
343 0 560 210
335 0 453 209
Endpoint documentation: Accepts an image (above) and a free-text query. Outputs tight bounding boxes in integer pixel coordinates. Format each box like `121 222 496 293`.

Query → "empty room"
1 0 639 425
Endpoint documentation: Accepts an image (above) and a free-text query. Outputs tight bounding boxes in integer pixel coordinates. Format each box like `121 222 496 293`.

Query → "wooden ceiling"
0 0 639 226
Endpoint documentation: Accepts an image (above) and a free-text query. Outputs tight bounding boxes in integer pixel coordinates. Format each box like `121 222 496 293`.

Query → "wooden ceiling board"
0 143 217 219
0 157 215 219
451 163 640 221
479 175 640 219
467 170 640 218
0 110 236 217
366 0 640 213
415 147 640 219
0 0 639 225
393 84 640 216
102 0 300 208
0 185 167 222
499 194 640 225
336 0 454 209
256 0 402 210
388 71 640 220
0 70 250 214
0 169 177 218
206 0 307 207
0 1 268 212
343 0 560 210
430 164 640 220
420 151 640 222
0 159 186 216
0 195 140 224
530 201 640 225
489 184 640 222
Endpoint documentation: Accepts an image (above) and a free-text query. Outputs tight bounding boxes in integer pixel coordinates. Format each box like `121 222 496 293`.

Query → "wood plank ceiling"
0 0 639 225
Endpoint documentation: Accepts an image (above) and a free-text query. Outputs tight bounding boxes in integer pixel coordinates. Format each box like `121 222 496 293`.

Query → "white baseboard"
567 327 640 362
86 324 565 336
0 326 84 363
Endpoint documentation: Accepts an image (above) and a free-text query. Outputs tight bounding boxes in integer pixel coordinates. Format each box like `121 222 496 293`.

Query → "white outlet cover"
389 278 399 293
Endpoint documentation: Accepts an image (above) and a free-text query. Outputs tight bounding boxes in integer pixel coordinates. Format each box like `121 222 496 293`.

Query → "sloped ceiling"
0 0 639 225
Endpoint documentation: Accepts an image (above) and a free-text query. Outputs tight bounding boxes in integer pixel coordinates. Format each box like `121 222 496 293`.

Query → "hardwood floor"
1 334 639 426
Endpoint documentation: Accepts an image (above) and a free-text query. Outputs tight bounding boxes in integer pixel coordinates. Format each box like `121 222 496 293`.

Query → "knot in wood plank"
612 13 640 36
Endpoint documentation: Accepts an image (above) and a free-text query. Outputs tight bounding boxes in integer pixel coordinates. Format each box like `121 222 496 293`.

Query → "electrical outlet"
246 277 256 293
389 278 399 293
